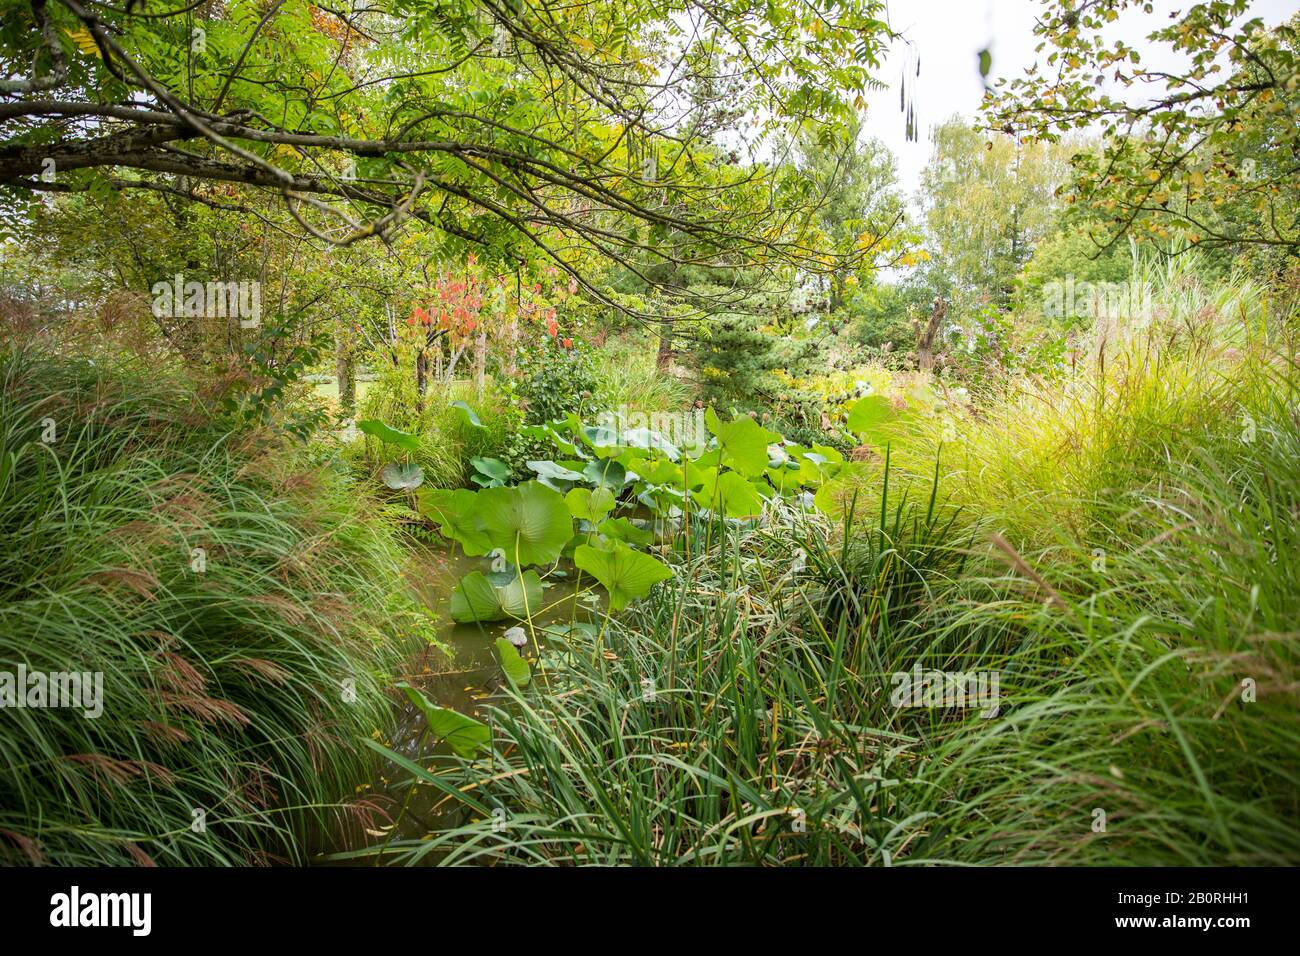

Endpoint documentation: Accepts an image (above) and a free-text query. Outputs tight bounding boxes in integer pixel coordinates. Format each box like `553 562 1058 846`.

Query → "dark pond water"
314 543 595 862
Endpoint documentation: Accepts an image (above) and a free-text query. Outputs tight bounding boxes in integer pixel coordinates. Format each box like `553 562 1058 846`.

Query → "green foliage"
353 291 1300 865
988 2 1300 253
399 686 490 760
920 117 1076 310
474 483 573 567
494 639 532 689
572 543 674 612
691 302 819 408
0 348 424 866
507 339 599 424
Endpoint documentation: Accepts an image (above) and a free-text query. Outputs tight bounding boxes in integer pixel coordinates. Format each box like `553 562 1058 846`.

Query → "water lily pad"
543 621 601 641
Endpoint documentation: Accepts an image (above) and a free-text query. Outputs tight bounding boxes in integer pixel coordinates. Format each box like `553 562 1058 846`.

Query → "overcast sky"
861 0 1299 201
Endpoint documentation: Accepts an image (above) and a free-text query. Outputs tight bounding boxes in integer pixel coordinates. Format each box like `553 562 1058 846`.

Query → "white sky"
861 0 1299 201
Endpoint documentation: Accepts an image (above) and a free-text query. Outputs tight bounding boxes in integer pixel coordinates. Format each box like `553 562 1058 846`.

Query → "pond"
315 543 596 862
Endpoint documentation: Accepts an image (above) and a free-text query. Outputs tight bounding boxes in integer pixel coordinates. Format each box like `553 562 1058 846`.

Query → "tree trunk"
335 326 355 416
655 317 673 371
474 327 488 394
415 350 427 411
917 297 948 372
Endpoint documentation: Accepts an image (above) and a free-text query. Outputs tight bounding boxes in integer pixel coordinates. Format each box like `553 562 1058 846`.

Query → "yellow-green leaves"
474 482 573 566
566 486 617 521
705 408 780 476
575 542 672 611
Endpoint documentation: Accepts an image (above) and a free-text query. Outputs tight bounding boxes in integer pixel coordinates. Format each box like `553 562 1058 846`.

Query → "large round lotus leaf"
639 457 683 488
470 456 511 488
450 570 544 622
813 462 874 521
417 488 492 555
574 542 673 612
597 516 654 546
475 482 573 566
566 486 616 521
846 395 893 443
704 408 779 477
698 469 764 517
527 459 585 491
583 458 627 491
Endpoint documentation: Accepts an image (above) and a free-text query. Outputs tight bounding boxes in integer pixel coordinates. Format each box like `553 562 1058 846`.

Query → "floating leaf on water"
398 684 490 758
